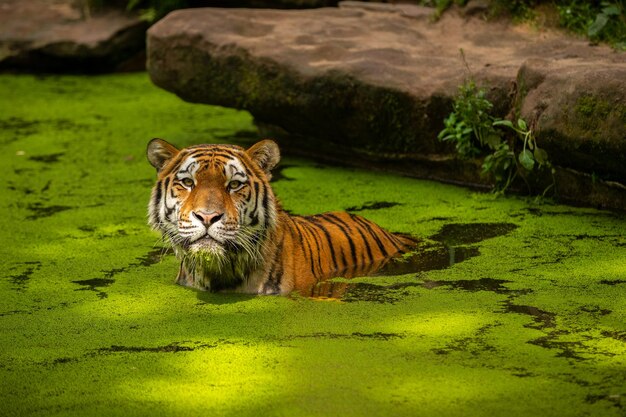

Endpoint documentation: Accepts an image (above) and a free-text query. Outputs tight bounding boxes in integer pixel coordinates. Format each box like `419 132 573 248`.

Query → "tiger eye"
228 180 242 190
181 178 194 188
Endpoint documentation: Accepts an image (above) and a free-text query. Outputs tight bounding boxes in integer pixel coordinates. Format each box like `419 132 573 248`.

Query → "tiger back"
147 138 414 295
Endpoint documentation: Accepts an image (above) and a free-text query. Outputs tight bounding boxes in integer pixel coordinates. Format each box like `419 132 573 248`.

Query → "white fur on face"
176 156 199 180
225 158 248 183
177 156 252 253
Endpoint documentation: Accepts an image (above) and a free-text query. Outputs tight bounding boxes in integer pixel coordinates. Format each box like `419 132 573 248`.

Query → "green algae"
0 73 625 417
575 94 626 133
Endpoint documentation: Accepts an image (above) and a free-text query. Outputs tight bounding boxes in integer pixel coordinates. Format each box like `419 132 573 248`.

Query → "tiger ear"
246 139 280 175
147 138 179 171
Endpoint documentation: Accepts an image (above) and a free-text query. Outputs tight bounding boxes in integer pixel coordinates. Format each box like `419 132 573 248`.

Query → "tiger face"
147 139 280 278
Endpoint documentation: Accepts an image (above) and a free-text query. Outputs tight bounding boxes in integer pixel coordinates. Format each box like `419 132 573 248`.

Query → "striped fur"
147 138 414 294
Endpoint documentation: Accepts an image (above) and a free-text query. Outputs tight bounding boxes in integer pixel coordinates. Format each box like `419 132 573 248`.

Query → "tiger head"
146 138 280 281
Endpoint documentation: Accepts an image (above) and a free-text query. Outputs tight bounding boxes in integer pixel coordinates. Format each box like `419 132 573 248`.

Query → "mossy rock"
517 59 626 182
147 6 626 209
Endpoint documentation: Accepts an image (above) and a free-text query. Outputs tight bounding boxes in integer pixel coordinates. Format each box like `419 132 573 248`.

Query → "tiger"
147 138 415 295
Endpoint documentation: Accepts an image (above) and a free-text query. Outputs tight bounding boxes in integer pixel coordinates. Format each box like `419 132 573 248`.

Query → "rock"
516 59 626 182
462 0 490 17
147 5 626 209
148 6 515 155
339 1 434 19
0 0 148 73
189 0 339 7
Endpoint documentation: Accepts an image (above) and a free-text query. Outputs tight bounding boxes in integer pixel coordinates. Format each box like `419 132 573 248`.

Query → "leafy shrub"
492 0 625 49
558 1 625 49
438 80 554 195
426 0 625 49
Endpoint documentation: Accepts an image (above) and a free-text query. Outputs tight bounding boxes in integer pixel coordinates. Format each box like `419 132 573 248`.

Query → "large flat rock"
0 0 147 72
147 3 626 209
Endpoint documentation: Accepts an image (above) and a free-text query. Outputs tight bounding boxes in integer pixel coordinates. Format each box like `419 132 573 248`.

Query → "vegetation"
422 0 626 49
83 0 189 21
556 1 626 49
125 0 190 22
438 77 554 195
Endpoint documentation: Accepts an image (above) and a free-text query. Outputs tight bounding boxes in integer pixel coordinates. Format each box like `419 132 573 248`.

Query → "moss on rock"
575 94 626 132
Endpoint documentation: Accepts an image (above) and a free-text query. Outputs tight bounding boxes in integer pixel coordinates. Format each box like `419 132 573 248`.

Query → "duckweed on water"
0 73 625 417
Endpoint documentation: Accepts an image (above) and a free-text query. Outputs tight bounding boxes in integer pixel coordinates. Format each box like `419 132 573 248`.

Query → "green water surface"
0 73 625 417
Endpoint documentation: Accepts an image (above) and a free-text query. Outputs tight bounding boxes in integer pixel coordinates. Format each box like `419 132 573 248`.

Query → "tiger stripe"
321 213 359 267
307 216 340 272
350 214 390 258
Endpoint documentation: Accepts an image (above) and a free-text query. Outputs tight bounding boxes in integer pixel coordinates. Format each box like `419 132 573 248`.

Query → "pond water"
0 73 625 417
307 222 517 299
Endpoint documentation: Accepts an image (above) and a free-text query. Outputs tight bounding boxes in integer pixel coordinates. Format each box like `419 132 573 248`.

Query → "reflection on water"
375 245 480 276
429 222 518 246
307 244 479 301
307 222 518 300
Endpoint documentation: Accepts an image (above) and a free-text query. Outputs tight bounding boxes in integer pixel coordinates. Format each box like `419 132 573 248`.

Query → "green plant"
439 80 501 158
558 1 625 49
83 0 187 22
424 0 625 50
438 80 554 195
126 0 189 22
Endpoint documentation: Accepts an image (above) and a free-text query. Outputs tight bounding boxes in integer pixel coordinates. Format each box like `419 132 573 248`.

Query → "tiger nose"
192 210 224 226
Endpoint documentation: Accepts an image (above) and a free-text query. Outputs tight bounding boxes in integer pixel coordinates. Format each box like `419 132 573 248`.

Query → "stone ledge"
0 0 147 73
147 5 626 210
